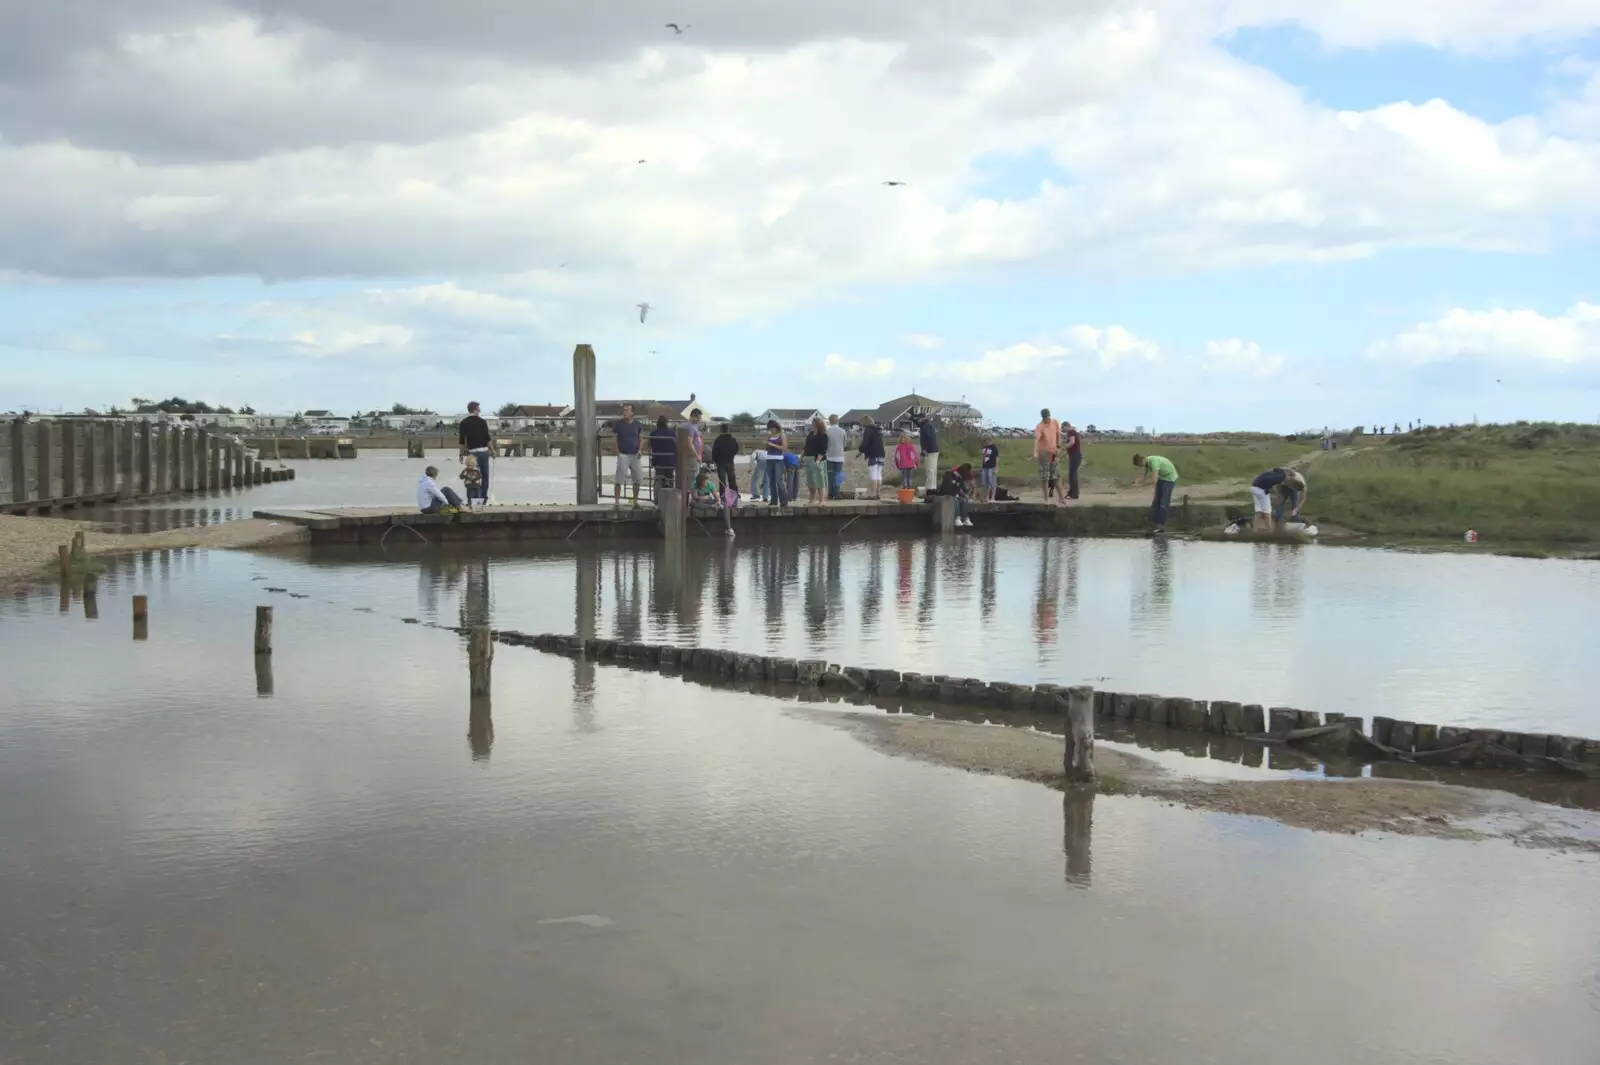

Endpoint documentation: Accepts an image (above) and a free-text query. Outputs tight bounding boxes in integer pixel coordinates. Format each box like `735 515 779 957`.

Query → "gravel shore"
0 514 309 588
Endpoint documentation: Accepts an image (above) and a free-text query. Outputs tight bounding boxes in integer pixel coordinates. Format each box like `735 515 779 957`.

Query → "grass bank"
1303 424 1600 547
937 433 1306 486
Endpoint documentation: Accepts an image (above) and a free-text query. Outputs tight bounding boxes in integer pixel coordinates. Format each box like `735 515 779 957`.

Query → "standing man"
1132 453 1179 535
711 423 741 497
686 407 705 465
457 401 496 507
1062 420 1083 499
858 414 885 499
1033 408 1059 503
609 403 643 507
825 413 847 500
915 410 940 491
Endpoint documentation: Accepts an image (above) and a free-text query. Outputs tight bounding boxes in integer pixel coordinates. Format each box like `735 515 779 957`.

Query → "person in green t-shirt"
1131 453 1179 534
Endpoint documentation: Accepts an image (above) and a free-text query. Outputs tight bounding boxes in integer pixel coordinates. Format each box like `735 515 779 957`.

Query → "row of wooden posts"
4 417 289 511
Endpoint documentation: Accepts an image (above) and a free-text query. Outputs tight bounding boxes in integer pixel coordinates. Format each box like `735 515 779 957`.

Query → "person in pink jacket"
893 433 919 490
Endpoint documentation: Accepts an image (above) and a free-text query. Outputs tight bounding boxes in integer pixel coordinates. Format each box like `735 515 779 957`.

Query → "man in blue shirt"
609 403 643 507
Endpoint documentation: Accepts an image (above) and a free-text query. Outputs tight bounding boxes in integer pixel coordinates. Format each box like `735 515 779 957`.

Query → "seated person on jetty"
417 465 466 513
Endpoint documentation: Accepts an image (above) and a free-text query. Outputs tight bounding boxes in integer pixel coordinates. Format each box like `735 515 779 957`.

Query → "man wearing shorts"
1250 467 1306 531
979 436 999 501
609 403 643 507
1033 409 1060 502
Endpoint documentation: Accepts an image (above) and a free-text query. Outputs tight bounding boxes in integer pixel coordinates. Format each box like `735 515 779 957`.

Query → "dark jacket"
917 417 939 454
802 430 829 458
935 469 968 497
859 424 885 461
711 432 740 466
649 426 677 467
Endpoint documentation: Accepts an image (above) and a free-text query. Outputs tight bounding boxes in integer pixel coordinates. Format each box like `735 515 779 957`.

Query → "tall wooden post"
230 441 244 489
61 422 78 500
208 433 222 492
468 626 494 696
117 422 135 499
9 419 28 504
254 605 273 654
1062 684 1096 783
34 421 53 502
573 343 598 505
138 422 153 496
82 423 100 497
132 594 149 640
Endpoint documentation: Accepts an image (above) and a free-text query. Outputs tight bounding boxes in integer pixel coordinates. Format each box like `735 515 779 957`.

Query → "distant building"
759 408 824 432
837 393 983 433
499 404 573 430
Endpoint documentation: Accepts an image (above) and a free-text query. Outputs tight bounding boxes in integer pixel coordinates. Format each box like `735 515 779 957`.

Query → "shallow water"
3 557 1598 1064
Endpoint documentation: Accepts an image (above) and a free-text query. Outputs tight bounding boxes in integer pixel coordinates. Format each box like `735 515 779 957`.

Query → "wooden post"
930 495 956 532
168 423 182 493
117 422 134 499
151 424 167 494
230 441 244 488
35 421 54 502
208 434 222 492
70 531 86 565
1062 684 1096 783
82 422 100 497
132 594 149 640
573 343 598 504
8 419 27 504
58 544 71 579
660 427 688 542
254 605 273 654
83 576 99 619
468 626 493 696
138 422 154 496
61 421 78 500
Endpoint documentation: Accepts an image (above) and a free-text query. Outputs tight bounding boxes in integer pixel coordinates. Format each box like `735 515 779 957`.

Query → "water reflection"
1251 542 1304 618
1063 789 1094 888
468 694 494 760
1131 537 1173 626
254 653 273 697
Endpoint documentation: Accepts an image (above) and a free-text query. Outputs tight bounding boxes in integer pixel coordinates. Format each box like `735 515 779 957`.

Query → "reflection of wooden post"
254 606 273 654
469 695 494 759
1063 789 1094 887
132 594 149 640
255 654 274 696
573 344 598 504
468 627 493 696
1063 684 1096 782
83 577 99 620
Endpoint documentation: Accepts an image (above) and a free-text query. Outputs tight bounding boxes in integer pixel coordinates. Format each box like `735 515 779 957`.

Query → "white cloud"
822 353 896 380
1368 303 1600 364
1203 338 1287 377
927 325 1160 382
903 332 945 350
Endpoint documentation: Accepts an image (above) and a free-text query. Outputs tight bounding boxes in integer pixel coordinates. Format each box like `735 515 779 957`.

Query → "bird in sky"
882 180 906 186
638 303 652 323
666 23 689 34
638 159 647 164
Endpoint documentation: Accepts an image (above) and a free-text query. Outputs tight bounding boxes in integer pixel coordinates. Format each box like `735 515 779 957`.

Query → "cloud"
1367 303 1600 364
822 353 896 380
1203 338 1287 377
903 332 945 350
927 325 1160 381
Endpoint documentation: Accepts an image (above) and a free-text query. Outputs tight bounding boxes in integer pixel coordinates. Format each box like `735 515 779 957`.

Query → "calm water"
2 557 1597 1065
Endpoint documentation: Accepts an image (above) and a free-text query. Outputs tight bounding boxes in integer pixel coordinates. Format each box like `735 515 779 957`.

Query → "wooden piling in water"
132 594 149 640
468 626 494 696
1062 684 1096 783
83 577 98 619
70 531 86 565
254 605 273 654
255 653 274 696
58 544 70 579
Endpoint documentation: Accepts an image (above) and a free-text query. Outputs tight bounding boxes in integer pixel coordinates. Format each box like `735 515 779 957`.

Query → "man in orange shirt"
1033 408 1060 502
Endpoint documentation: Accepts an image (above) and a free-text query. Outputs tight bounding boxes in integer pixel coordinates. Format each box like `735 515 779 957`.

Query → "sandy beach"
0 514 309 589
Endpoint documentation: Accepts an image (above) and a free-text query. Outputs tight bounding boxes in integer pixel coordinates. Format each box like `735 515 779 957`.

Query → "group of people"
416 400 495 513
1030 409 1083 504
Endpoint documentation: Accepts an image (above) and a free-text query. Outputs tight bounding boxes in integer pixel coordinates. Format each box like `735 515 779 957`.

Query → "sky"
1 2 1598 432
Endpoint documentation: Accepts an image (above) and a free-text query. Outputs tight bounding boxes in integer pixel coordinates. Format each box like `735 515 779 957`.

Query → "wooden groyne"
472 627 1600 778
243 437 356 459
2 418 293 514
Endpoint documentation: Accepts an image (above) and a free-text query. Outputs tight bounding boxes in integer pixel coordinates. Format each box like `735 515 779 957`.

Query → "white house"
759 407 823 432
498 404 574 430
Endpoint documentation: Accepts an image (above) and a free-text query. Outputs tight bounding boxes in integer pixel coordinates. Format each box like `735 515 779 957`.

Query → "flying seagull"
666 23 689 34
638 302 651 323
882 180 906 186
638 159 647 164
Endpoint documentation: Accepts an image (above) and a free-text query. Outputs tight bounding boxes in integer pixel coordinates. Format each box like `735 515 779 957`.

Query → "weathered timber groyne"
2 418 293 514
471 627 1600 778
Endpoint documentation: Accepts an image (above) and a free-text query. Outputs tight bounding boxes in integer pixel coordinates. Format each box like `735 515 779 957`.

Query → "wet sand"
832 711 1600 850
0 514 309 588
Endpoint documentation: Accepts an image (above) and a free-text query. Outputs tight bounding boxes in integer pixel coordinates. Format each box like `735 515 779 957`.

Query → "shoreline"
0 514 309 590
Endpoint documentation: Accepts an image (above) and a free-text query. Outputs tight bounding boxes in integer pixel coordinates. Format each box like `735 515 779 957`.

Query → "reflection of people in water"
1034 540 1060 648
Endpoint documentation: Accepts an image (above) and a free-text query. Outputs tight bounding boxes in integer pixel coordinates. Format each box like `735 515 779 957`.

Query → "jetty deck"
255 499 1232 544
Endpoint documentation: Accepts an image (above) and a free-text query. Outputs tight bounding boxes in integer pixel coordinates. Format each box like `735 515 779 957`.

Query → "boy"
979 437 1000 502
417 466 465 513
1132 453 1179 534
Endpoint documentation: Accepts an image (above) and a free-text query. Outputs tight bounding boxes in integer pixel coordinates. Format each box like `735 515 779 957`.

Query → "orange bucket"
897 488 917 504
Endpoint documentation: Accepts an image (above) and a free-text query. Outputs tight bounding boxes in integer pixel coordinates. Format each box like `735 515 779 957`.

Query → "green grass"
1304 423 1600 545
